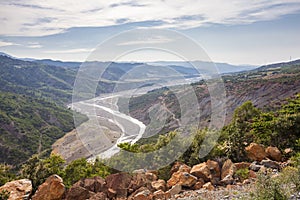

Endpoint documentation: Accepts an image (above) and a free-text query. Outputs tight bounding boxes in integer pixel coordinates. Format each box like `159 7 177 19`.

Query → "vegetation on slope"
0 92 88 165
111 94 300 172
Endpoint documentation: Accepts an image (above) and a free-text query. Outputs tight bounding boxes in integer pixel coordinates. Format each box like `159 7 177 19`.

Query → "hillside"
0 92 88 165
0 55 76 104
121 60 300 138
0 55 90 165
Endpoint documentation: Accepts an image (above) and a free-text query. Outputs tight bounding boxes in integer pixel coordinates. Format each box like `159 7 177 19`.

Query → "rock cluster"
0 144 286 200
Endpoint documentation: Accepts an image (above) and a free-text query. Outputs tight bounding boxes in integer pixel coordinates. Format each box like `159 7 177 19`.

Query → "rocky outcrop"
32 175 65 200
29 145 287 199
265 146 282 162
245 143 266 161
0 179 32 200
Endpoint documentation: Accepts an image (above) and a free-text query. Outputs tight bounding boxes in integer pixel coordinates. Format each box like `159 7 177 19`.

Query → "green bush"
235 168 249 182
253 172 288 200
252 166 300 200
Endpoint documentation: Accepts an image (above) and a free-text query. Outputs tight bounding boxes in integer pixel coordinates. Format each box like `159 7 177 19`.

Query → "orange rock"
32 175 65 200
245 143 266 161
0 179 32 200
207 160 221 184
221 159 236 180
234 162 251 170
153 190 166 200
265 146 282 161
133 189 152 200
190 162 210 182
166 184 181 197
167 171 197 188
170 162 191 175
151 179 166 191
203 182 215 191
192 178 205 190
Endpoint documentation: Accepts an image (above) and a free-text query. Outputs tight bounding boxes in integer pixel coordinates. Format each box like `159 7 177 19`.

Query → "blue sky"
0 0 300 65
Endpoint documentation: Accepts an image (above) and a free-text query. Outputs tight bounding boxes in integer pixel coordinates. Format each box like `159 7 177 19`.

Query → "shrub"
253 172 288 200
235 168 249 182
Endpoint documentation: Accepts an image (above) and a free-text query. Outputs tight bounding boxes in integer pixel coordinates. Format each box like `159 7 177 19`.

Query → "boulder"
221 159 236 180
153 190 166 200
167 171 197 188
70 176 105 193
130 172 156 192
133 189 152 200
203 182 215 191
32 175 65 200
245 143 266 161
265 146 282 161
249 162 262 172
65 185 94 200
89 192 108 200
192 178 205 190
107 188 117 199
219 174 234 185
166 184 182 197
170 162 191 175
128 187 150 200
0 179 32 200
234 162 251 171
261 159 281 170
151 179 166 191
105 173 132 197
206 160 220 184
190 162 210 182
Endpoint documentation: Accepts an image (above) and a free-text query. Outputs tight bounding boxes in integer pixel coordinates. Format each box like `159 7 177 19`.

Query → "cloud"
0 40 19 47
1 0 300 36
44 48 95 54
117 35 174 46
26 42 42 48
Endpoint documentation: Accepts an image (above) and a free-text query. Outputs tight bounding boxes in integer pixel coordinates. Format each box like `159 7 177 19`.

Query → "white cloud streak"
44 48 95 54
1 0 300 36
0 40 19 47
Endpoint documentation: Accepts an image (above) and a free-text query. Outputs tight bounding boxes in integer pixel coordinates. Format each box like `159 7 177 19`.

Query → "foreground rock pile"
0 143 291 200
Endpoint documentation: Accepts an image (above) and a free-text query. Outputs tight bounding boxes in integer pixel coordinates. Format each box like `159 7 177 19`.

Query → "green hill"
0 56 90 165
0 92 88 165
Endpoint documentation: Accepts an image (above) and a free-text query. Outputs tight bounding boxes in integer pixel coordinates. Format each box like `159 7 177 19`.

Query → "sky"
0 0 300 65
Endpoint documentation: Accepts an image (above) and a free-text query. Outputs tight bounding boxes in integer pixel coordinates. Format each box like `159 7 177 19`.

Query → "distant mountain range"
0 52 258 73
